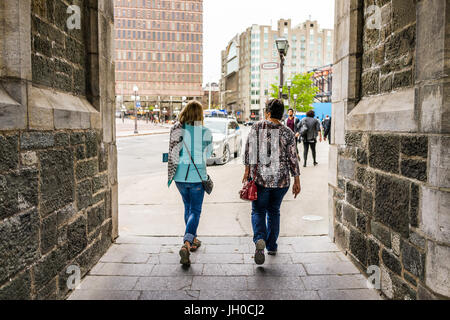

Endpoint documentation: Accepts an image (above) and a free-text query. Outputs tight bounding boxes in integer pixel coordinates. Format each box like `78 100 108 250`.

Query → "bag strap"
182 139 204 182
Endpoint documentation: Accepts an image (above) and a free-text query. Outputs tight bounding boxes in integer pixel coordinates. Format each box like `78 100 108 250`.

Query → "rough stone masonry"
0 0 117 299
331 0 449 300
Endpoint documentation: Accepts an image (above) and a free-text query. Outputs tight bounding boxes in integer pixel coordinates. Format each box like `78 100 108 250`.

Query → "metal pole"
288 86 291 108
279 55 284 99
134 91 138 134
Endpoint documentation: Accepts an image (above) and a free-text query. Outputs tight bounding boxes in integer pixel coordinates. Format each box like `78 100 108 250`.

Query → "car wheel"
220 145 230 165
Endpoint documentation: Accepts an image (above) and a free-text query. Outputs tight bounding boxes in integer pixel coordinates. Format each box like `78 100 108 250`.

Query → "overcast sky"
203 0 335 85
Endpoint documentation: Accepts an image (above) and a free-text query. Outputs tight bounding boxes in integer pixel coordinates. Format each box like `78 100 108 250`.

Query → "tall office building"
221 19 333 122
114 0 203 118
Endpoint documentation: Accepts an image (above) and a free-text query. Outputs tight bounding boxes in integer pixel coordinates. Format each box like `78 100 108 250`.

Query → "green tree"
270 72 319 112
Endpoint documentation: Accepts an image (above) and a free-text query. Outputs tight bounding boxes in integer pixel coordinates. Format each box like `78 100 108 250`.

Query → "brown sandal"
190 239 202 252
179 245 191 266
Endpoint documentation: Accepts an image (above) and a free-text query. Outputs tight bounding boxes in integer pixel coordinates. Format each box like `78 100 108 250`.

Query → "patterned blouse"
244 120 300 188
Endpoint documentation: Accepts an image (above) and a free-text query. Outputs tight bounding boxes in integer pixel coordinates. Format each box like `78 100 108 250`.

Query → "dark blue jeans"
251 184 289 252
175 182 205 244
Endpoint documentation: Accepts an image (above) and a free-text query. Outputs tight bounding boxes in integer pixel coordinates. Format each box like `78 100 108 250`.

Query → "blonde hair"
178 100 204 125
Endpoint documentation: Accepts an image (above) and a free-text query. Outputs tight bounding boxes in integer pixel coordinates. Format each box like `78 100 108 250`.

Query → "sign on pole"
261 62 280 70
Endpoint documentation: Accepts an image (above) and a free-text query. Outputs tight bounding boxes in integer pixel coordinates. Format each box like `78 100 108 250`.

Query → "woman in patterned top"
242 99 301 265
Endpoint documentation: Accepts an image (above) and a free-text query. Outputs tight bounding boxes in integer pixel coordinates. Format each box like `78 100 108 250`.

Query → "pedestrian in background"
323 115 331 144
242 99 301 265
299 110 322 167
167 101 213 266
284 108 301 158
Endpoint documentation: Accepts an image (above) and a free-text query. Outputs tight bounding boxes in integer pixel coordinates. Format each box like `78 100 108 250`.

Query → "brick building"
113 0 204 119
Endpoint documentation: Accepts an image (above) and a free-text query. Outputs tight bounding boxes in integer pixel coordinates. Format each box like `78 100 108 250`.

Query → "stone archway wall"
0 0 117 299
330 0 449 299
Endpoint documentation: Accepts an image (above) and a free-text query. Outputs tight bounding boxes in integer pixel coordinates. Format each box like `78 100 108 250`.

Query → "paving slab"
318 289 383 300
68 290 140 300
139 290 200 300
134 276 193 291
89 263 154 277
303 261 361 275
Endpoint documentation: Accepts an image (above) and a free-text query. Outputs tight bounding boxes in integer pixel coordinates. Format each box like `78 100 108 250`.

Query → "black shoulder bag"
182 140 214 195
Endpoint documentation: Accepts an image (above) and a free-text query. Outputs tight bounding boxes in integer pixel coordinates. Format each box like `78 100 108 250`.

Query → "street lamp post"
133 85 139 134
276 38 289 99
293 93 298 112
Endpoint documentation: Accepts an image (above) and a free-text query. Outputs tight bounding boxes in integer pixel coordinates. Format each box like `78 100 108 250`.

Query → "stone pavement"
68 235 382 300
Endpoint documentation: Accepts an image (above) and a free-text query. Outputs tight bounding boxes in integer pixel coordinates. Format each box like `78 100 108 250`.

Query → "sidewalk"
116 118 171 138
68 235 382 300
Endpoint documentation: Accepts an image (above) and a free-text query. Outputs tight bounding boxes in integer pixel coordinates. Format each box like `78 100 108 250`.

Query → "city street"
117 122 330 237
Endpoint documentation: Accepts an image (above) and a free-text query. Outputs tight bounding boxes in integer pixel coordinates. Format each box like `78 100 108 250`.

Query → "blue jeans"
251 184 289 251
175 182 205 244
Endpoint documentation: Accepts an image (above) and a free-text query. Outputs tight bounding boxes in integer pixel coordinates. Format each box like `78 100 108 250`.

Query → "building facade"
221 19 333 122
113 0 203 119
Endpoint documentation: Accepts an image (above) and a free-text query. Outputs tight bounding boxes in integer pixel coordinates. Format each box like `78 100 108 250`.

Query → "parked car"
204 118 242 165
244 121 254 127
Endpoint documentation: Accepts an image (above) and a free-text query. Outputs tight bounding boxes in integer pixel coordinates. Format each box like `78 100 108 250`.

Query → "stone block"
367 237 380 266
419 84 444 133
401 240 425 280
416 0 447 82
361 190 373 215
346 182 362 210
356 167 375 190
0 87 27 130
67 215 88 260
56 204 76 227
0 209 39 284
87 202 106 233
328 145 338 187
361 69 380 96
76 159 98 181
39 149 74 216
392 275 416 300
41 213 57 255
428 136 449 188
0 270 31 300
356 211 367 233
0 168 39 220
21 151 38 167
85 130 98 158
400 158 427 182
347 88 417 132
391 233 400 256
409 231 426 250
76 179 93 210
20 131 54 150
349 228 367 266
371 220 391 248
93 173 108 193
70 132 85 145
0 134 18 171
374 174 410 237
420 187 450 243
401 136 428 158
54 132 70 147
381 249 402 276
409 183 420 227
338 157 355 179
343 203 357 227
369 135 400 174
33 244 68 288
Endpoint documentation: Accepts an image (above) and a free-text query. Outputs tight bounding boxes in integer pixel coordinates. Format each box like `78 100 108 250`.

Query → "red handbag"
240 167 258 201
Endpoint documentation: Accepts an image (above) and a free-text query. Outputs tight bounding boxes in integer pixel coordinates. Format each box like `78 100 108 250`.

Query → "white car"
204 118 242 165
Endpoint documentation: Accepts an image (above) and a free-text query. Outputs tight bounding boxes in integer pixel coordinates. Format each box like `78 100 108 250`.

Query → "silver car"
204 118 242 165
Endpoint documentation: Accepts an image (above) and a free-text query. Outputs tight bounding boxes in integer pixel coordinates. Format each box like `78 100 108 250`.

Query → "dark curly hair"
306 110 315 118
266 99 285 120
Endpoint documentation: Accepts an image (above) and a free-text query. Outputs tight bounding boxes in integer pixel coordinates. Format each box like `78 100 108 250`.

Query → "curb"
117 131 170 139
